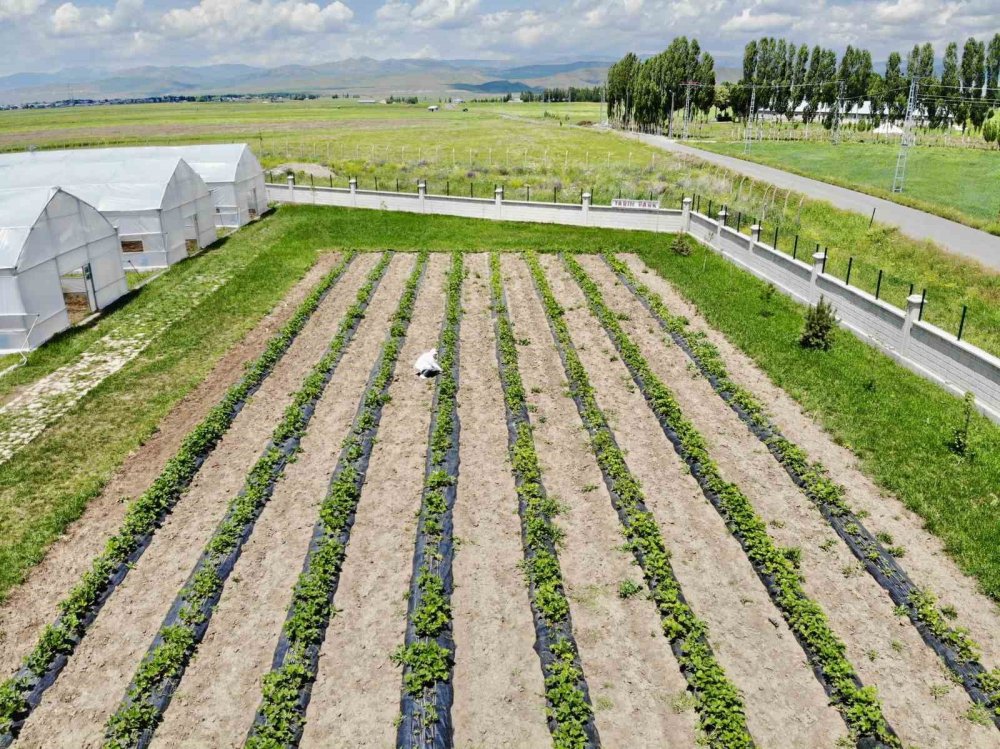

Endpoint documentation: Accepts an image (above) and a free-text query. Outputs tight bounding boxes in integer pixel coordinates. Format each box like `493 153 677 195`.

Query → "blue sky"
0 0 997 76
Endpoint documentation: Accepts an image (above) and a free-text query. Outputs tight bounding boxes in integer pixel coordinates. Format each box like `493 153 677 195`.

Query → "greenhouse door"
60 263 97 324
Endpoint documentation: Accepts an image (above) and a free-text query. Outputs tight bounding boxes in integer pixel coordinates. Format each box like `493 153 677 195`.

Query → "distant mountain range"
0 58 627 105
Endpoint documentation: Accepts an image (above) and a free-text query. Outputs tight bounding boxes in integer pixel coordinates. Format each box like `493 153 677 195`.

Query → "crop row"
488 253 598 748
102 253 395 749
565 253 897 747
0 251 360 745
245 251 430 748
522 251 755 749
393 252 463 748
603 253 1000 727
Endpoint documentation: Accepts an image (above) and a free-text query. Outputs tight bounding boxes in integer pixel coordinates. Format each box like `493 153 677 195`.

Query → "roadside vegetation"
692 140 1000 233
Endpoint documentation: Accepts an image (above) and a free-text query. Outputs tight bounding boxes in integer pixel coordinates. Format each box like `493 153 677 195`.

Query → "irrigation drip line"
0 251 360 748
569 254 897 748
397 253 463 749
523 252 755 749
246 252 430 748
489 254 599 748
102 252 394 749
605 254 1000 731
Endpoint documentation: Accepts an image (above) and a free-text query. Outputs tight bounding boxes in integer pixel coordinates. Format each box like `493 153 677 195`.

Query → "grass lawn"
693 139 1000 234
3 204 997 608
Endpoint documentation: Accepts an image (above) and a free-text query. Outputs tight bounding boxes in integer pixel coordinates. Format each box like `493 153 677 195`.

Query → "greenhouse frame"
0 188 128 354
0 154 216 268
0 143 267 228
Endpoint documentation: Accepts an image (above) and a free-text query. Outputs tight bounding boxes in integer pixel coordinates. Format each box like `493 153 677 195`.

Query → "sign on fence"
611 198 660 209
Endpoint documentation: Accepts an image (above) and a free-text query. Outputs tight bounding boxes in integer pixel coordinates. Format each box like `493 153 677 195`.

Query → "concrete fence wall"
268 180 1000 423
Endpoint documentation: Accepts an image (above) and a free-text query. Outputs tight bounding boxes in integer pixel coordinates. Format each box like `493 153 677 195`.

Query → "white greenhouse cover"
0 143 261 188
0 187 128 353
0 156 209 211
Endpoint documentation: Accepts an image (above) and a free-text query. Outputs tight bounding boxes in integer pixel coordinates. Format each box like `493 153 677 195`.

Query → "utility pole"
682 82 693 139
743 84 757 154
892 79 918 193
831 81 846 144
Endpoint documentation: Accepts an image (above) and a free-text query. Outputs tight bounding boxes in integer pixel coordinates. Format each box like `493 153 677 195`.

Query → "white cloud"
375 0 478 30
51 0 143 36
0 0 43 21
721 7 796 32
162 0 353 39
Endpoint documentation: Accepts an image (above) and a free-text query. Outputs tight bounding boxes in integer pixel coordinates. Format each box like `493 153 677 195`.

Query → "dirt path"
449 253 550 748
0 251 344 679
603 254 999 747
539 254 847 747
501 254 699 747
616 255 1000 672
147 255 421 746
299 254 449 748
11 252 408 749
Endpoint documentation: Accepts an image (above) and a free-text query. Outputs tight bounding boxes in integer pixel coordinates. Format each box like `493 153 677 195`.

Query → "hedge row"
246 251 429 748
102 252 394 748
603 253 1000 725
489 252 596 748
523 251 754 749
566 253 896 746
393 252 463 746
0 251 359 742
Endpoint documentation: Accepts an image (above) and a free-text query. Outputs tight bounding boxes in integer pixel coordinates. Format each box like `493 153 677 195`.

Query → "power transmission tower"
682 83 693 139
892 79 918 193
831 81 846 144
743 84 756 154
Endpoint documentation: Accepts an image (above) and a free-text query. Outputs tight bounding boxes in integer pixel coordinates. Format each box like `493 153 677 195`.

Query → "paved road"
627 132 1000 271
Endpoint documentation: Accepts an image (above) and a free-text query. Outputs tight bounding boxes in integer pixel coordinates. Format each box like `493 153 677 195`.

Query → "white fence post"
902 293 923 352
286 174 295 202
810 252 826 302
418 181 426 213
582 192 591 226
349 177 357 208
682 197 692 233
749 223 761 251
495 187 503 219
715 210 727 245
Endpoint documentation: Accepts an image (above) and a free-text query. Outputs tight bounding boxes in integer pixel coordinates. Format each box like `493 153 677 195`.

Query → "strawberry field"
1 242 999 749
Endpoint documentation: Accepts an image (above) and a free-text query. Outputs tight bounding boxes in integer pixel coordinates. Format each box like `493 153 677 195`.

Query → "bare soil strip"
538 254 850 747
500 254 699 747
11 253 409 749
617 253 1000 671
298 255 450 748
597 255 998 747
0 251 344 680
449 253 551 747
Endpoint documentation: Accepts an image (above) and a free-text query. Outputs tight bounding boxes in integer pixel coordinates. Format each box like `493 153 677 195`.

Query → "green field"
2 100 999 356
693 139 1000 233
2 204 998 611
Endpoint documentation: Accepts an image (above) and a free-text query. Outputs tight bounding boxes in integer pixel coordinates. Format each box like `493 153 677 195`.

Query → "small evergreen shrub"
671 235 691 256
800 296 837 350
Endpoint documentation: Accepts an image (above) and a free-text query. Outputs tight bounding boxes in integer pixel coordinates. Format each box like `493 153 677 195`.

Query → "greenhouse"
0 154 216 268
0 144 267 228
0 188 128 354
